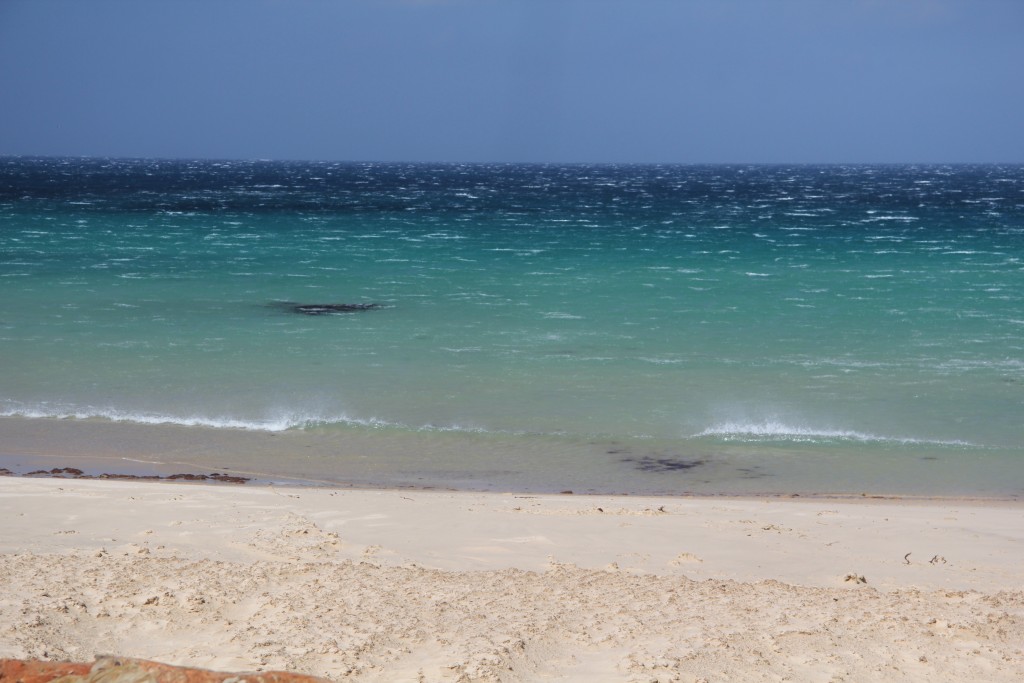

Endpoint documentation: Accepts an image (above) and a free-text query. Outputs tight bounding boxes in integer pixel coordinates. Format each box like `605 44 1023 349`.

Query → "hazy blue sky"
1 0 1021 163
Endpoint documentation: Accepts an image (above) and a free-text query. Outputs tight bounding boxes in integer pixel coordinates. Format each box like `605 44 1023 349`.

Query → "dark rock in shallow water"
8 467 249 484
25 467 85 477
622 456 706 473
287 303 381 315
270 301 382 317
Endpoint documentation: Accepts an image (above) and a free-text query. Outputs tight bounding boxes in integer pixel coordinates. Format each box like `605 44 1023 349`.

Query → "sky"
0 0 1022 164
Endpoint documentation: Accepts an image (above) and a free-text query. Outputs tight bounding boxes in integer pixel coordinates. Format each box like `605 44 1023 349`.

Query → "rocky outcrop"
0 657 329 683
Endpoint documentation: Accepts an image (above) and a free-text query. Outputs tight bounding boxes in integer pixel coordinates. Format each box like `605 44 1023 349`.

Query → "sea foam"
693 421 974 447
0 404 383 433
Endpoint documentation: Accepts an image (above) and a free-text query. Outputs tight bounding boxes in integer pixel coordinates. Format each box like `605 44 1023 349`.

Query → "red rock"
0 659 91 683
0 657 329 683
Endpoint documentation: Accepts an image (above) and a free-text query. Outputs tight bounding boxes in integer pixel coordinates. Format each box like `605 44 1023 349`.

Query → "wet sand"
3 416 1022 498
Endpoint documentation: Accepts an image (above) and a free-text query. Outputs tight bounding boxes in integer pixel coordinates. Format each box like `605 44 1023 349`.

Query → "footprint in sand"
670 552 703 565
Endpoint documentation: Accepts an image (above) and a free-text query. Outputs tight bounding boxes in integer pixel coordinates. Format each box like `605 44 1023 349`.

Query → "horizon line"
4 154 1023 167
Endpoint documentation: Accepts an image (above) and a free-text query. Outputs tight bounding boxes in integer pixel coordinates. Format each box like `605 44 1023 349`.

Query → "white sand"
1 477 1022 681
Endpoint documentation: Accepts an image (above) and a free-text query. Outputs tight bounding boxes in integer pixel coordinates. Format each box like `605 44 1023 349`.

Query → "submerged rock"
270 301 381 315
8 468 249 484
294 303 380 315
621 455 706 472
0 657 330 683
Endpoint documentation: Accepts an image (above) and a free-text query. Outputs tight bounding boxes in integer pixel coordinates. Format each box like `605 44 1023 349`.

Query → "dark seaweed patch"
736 466 773 479
13 467 249 484
622 456 706 472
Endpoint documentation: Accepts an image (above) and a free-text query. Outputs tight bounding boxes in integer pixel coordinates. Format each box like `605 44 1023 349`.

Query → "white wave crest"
0 404 391 433
693 421 973 446
0 403 503 436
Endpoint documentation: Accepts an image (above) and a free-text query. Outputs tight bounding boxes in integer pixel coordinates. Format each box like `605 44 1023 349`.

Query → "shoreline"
3 415 1022 499
3 458 1024 506
2 476 1023 681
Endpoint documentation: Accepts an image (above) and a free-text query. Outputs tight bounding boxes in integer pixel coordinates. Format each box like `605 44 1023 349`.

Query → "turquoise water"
1 159 1022 495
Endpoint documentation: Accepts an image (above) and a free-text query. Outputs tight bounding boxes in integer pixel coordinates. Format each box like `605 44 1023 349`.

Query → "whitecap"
692 420 974 447
0 404 392 433
860 215 919 222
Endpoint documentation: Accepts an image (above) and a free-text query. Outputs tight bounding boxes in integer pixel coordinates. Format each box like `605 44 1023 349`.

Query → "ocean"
1 158 1022 496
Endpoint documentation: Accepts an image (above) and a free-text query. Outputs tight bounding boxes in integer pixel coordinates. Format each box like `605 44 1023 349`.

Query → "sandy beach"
1 476 1022 682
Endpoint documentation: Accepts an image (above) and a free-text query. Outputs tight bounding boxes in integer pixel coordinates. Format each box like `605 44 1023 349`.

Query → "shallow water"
2 159 1022 495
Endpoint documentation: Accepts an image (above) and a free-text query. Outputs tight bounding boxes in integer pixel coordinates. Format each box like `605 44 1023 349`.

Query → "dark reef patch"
269 301 382 316
622 456 707 473
735 466 773 479
14 467 249 484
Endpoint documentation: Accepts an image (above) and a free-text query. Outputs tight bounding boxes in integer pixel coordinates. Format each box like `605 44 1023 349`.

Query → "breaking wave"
693 420 975 447
0 403 388 433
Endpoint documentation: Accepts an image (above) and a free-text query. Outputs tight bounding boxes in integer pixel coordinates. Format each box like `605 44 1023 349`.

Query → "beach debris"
930 555 948 565
844 573 868 584
0 657 331 683
904 552 913 565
